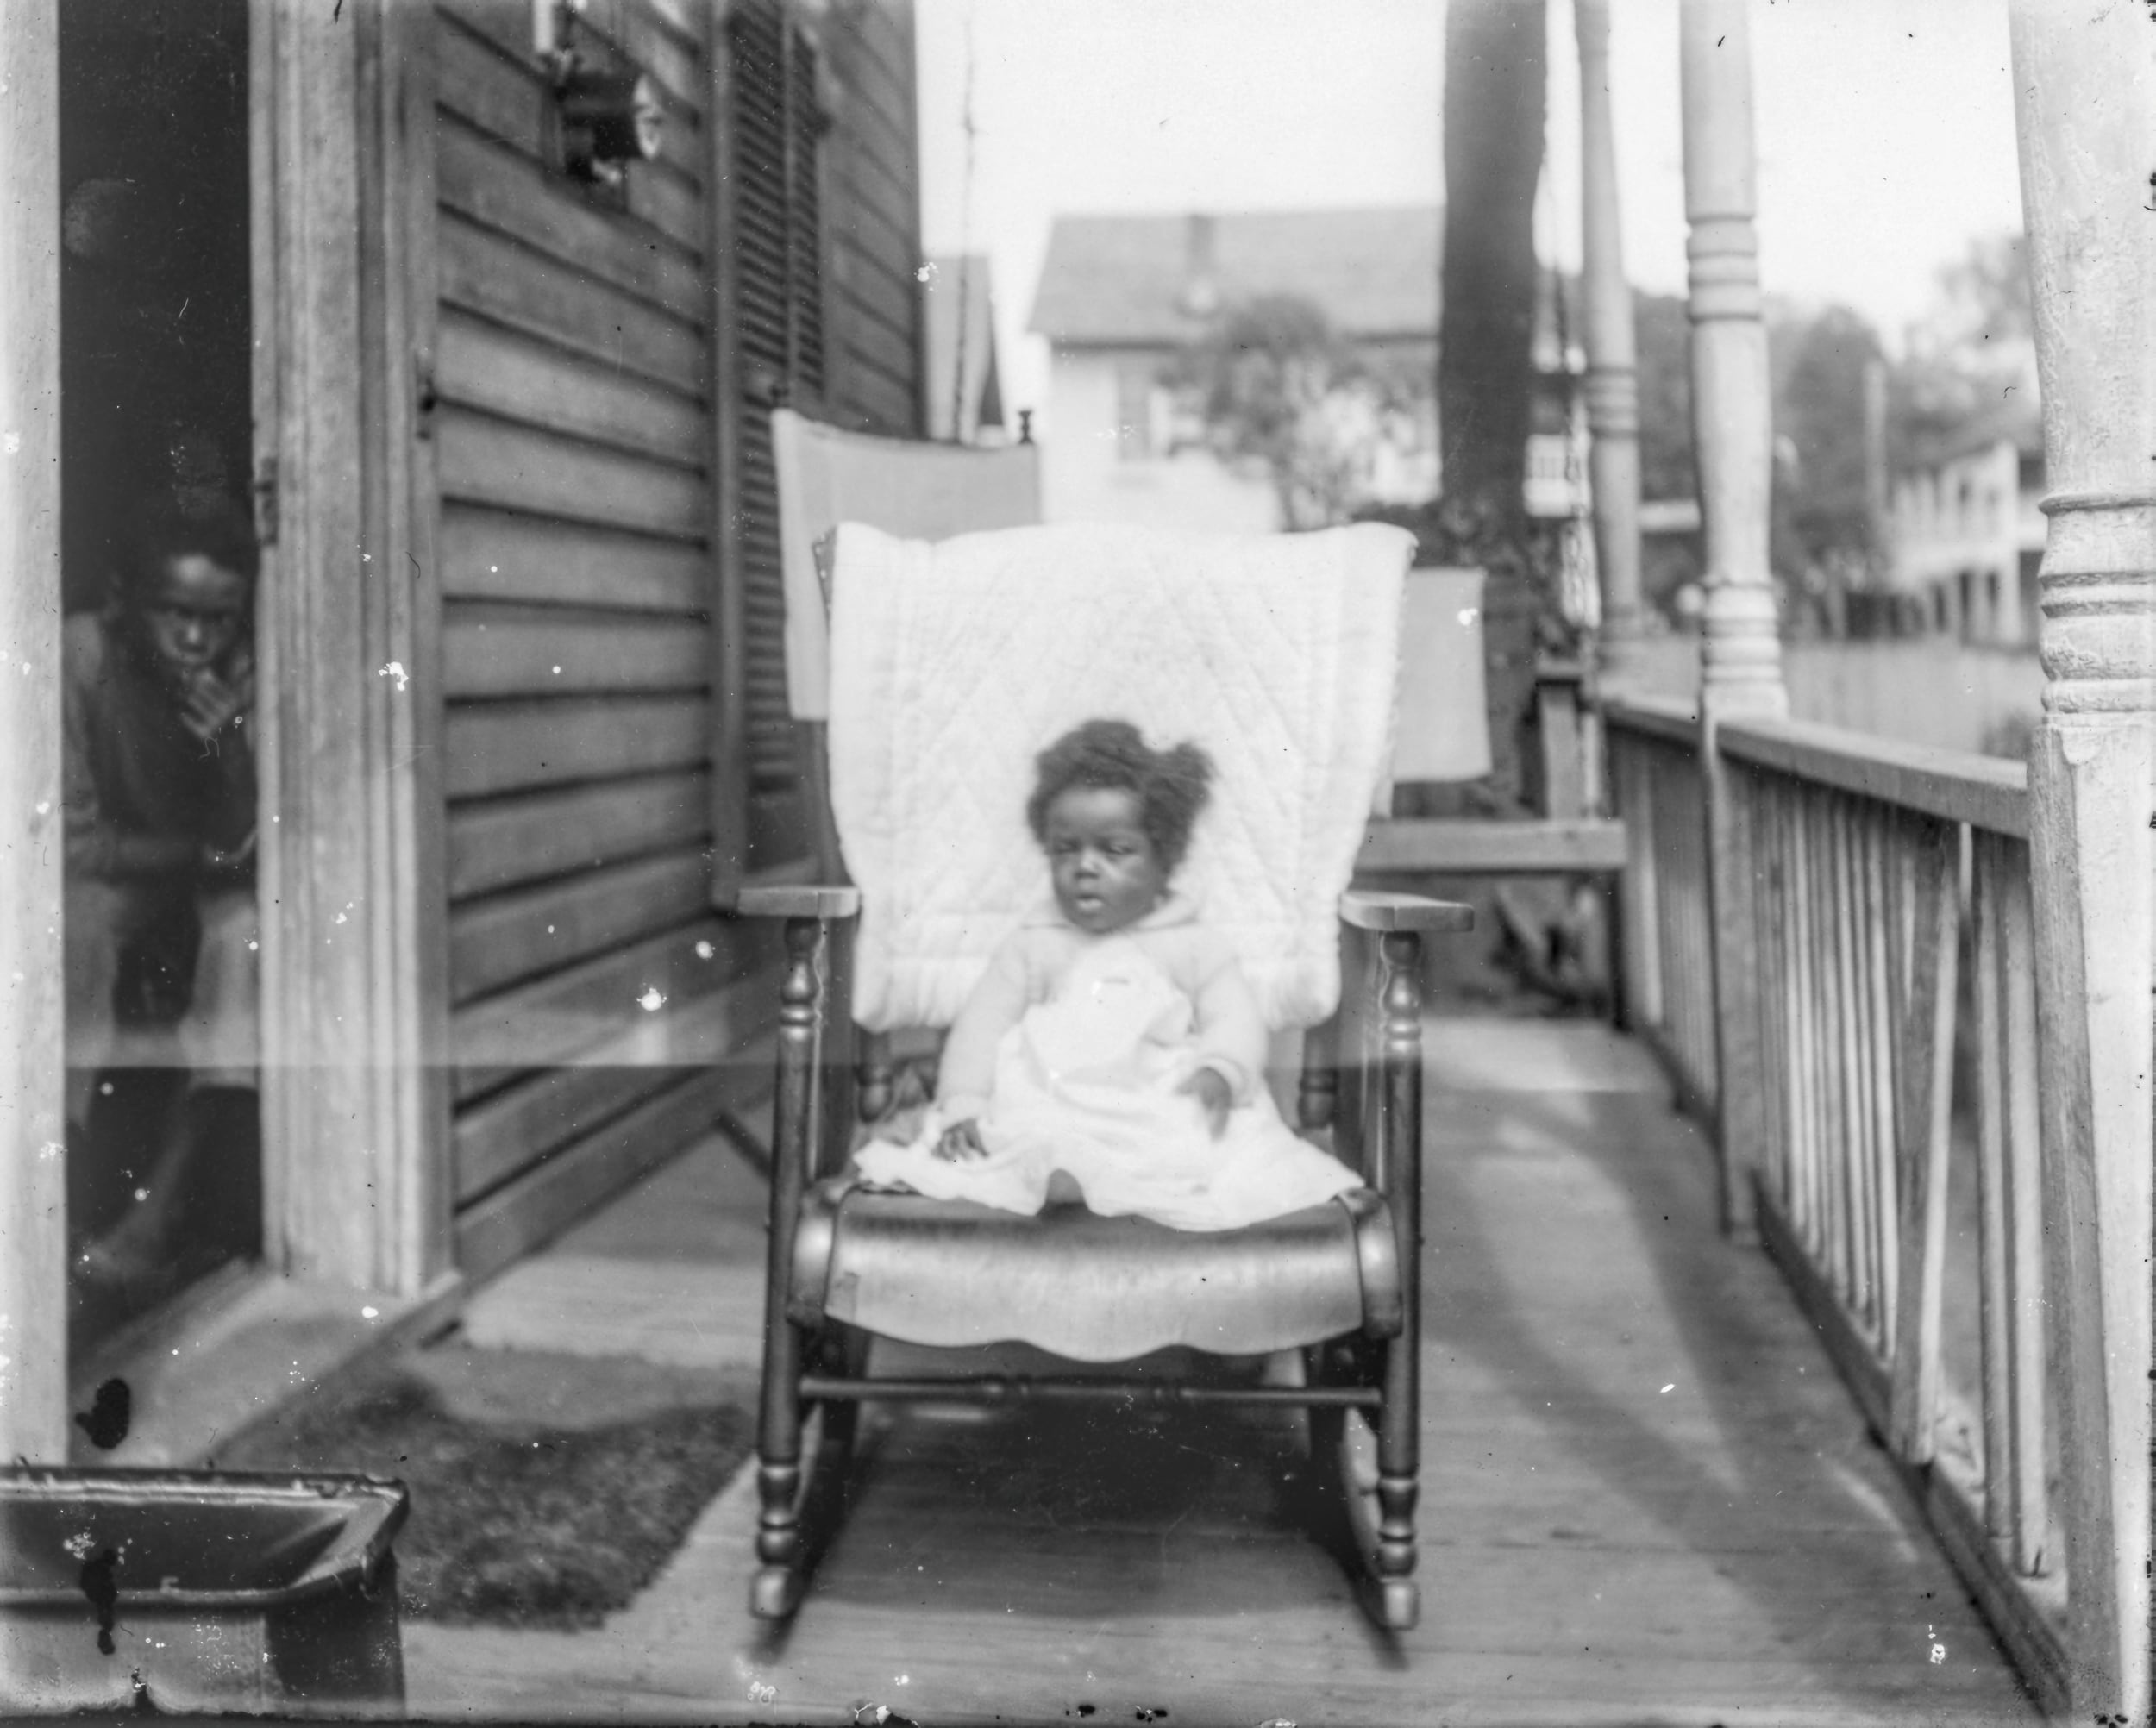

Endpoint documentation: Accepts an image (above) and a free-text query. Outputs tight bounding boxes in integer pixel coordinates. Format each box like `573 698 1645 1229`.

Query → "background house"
1886 403 2044 645
1027 205 1591 537
1026 208 1443 530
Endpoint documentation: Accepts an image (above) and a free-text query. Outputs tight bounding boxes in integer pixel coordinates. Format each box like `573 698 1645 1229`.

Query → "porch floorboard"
404 1018 2036 1725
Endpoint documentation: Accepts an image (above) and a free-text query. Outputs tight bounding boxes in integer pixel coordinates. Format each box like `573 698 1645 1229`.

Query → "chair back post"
1328 926 1376 1178
755 914 828 1576
1373 927 1425 1594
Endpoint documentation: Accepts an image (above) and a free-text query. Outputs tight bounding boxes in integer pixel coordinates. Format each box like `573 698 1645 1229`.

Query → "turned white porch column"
0 0 67 1463
1681 0 1782 712
1681 0 1784 1236
2008 4 2153 1717
1575 0 1645 685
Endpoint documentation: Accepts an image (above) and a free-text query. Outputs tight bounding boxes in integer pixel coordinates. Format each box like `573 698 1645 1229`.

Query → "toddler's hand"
1181 1067 1232 1139
934 1118 987 1161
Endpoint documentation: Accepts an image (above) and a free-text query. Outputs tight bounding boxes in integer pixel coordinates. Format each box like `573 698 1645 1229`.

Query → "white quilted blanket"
826 521 1413 1035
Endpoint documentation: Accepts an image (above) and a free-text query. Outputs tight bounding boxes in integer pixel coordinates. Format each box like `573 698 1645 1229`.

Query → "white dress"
852 935 1361 1231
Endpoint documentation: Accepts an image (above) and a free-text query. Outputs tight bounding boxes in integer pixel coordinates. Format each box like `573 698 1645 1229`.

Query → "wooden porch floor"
404 1019 2037 1726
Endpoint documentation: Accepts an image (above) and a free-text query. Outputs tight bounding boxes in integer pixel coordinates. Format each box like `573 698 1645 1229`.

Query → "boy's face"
1044 785 1168 936
132 554 248 684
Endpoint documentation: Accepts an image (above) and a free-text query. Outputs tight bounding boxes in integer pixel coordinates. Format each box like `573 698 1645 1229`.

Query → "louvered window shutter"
726 0 828 873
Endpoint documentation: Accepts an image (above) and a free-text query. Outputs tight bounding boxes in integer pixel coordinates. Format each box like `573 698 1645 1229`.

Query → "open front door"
56 0 263 1358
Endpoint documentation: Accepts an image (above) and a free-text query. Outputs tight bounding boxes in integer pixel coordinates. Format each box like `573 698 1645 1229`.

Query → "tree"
1889 230 2039 473
1770 302 1886 574
1433 0 1547 805
1915 232 2034 382
1172 296 1419 531
1633 291 1695 504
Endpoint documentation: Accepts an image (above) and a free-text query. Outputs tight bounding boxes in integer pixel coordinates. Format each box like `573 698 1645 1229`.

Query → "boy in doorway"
64 497 261 1291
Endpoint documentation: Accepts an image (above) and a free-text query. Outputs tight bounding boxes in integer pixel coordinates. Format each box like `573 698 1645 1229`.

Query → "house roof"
1028 207 1443 347
923 253 1004 442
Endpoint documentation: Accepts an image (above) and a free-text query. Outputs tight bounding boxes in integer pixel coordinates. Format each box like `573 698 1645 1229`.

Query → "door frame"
248 0 453 1298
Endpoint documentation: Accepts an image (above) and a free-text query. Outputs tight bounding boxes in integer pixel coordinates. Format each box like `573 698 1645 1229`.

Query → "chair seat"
788 1180 1402 1362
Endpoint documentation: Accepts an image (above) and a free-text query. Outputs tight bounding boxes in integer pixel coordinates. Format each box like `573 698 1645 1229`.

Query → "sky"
912 0 2028 435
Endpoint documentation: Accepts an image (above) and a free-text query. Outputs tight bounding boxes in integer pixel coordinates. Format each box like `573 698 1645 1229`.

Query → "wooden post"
0 0 67 1463
2008 5 2153 1716
1681 0 1785 1237
1574 0 1645 687
252 0 451 1297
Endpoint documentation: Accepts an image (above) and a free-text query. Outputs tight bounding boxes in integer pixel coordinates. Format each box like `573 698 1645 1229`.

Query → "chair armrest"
1338 889 1475 933
737 884 862 920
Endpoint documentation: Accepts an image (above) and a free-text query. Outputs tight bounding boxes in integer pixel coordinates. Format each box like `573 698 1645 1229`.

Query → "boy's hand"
197 830 257 881
179 664 252 745
1181 1067 1232 1139
933 1118 988 1161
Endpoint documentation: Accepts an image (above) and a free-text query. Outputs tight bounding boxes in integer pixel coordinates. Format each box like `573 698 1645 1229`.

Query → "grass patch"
221 1364 753 1629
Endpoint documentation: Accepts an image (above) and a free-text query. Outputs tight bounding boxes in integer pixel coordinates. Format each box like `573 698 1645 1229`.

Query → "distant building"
1028 205 1589 534
1887 403 2045 645
1026 209 1445 529
922 253 1007 446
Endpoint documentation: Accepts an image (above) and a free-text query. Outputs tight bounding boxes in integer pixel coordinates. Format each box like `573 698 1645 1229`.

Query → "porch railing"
1605 698 2069 1712
1605 695 1717 1110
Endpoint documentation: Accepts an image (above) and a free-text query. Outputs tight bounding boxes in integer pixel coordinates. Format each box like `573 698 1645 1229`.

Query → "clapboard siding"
449 848 713 1005
427 0 923 1271
446 694 709 800
450 914 759 1099
827 2 913 143
834 128 914 227
454 1061 767 1283
822 0 922 438
830 241 918 347
448 772 711 900
833 360 917 442
436 311 707 466
436 409 709 539
434 17 707 253
831 186 920 305
440 0 704 126
439 212 707 385
445 608 711 698
454 1062 681 1206
437 120 705 317
830 292 918 393
440 506 708 613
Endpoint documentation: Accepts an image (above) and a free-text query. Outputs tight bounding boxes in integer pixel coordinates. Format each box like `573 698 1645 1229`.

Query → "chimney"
1177 213 1219 319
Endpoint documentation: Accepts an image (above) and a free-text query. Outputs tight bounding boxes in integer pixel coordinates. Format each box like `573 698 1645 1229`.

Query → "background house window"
1115 365 1154 460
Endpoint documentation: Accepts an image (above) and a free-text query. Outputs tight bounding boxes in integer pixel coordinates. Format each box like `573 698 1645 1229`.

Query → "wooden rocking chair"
735 513 1470 1632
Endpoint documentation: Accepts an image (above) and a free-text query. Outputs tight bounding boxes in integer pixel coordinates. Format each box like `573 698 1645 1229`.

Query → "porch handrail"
1716 715 2028 840
1605 698 2077 1712
1603 697 1716 1111
1600 691 1701 747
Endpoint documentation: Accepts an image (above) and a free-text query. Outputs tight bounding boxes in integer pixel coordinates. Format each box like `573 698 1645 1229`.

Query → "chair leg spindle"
755 1461 802 1568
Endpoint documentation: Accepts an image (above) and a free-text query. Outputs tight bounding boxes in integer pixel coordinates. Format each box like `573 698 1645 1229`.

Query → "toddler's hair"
1026 718 1214 873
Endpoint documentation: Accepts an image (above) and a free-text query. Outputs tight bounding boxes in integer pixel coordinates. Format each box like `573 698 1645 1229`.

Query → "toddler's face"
1044 786 1167 936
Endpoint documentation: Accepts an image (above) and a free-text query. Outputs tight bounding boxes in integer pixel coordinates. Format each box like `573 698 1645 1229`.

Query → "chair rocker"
735 517 1470 1634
